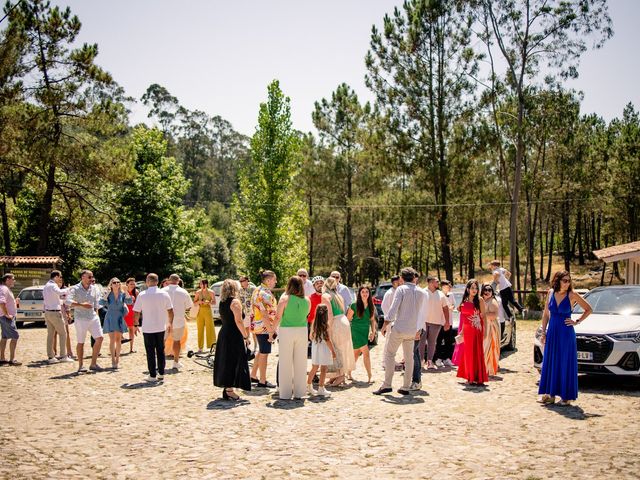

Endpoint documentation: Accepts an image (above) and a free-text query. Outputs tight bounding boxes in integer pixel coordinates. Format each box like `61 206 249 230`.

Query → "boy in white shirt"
490 260 524 320
162 274 193 370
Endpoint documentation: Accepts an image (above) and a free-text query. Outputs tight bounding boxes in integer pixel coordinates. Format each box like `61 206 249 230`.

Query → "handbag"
455 333 464 344
189 304 200 319
327 351 343 373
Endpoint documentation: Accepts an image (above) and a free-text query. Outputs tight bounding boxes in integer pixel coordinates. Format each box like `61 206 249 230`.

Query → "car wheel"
505 322 517 351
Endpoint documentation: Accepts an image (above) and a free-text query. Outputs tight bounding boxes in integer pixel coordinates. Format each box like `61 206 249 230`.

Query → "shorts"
0 316 19 340
171 326 184 341
256 333 272 354
75 318 103 344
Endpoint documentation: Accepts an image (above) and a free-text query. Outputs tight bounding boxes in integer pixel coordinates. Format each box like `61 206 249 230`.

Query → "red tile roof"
0 256 63 265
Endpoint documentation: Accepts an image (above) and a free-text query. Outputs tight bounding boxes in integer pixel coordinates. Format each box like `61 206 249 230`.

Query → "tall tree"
366 0 480 281
479 0 613 277
232 80 306 283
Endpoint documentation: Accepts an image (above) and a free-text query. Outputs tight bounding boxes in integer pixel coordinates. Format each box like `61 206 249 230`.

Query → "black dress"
213 298 251 390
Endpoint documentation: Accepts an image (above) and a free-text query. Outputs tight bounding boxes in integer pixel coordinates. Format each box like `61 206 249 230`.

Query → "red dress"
456 301 488 384
124 291 137 327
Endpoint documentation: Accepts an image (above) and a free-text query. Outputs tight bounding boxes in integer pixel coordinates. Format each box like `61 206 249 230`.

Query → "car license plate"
577 351 593 361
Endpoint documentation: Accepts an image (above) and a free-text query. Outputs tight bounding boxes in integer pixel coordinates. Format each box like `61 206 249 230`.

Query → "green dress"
349 303 372 349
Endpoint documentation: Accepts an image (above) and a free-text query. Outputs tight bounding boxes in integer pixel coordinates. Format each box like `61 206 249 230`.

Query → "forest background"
1 0 638 297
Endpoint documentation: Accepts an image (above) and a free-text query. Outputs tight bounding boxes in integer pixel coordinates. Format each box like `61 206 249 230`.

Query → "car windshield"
212 285 222 296
18 289 44 301
574 288 640 315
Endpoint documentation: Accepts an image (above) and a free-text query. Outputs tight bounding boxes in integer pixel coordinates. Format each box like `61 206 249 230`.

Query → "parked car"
373 282 393 329
15 286 45 327
533 285 640 376
211 280 256 321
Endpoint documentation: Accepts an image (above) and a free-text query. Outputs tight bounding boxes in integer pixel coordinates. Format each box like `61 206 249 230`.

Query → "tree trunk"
562 198 571 272
308 195 314 275
545 220 555 282
37 163 56 254
0 193 11 255
467 219 475 278
345 169 354 286
478 229 483 274
438 208 453 281
539 215 545 282
431 229 440 280
493 217 498 260
577 212 585 265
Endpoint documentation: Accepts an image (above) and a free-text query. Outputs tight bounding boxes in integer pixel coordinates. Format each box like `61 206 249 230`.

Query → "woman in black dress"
213 279 252 400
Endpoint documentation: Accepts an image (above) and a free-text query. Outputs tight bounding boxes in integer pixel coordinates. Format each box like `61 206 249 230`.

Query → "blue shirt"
66 283 100 322
386 283 427 335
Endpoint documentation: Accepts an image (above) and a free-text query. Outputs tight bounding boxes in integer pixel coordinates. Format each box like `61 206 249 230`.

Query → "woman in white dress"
322 276 355 387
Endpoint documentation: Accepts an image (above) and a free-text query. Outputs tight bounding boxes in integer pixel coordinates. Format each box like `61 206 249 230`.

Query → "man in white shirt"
381 275 403 318
411 276 450 390
373 268 427 396
490 260 524 320
133 273 174 382
297 268 315 297
330 271 353 310
43 270 73 363
162 274 193 370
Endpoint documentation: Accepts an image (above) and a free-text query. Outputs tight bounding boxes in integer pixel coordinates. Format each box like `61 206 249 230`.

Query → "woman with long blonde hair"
322 276 355 387
213 279 252 400
100 277 132 369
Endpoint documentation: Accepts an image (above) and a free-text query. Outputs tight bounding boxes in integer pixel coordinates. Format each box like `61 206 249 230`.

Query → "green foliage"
525 291 543 311
232 80 306 285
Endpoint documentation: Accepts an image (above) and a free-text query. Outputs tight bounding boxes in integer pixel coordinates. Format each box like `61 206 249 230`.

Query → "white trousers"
277 327 308 399
382 328 415 390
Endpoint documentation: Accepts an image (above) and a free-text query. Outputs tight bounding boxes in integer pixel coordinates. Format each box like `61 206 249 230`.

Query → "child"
306 305 336 397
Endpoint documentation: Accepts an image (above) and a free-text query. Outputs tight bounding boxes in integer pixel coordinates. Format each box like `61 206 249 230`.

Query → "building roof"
0 256 63 265
593 241 640 263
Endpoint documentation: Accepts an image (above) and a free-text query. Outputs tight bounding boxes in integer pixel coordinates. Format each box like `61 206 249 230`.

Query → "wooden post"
600 261 606 286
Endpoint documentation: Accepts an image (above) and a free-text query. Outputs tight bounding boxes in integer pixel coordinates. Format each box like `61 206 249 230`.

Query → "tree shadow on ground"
265 399 306 410
206 398 250 410
120 381 163 390
543 403 604 420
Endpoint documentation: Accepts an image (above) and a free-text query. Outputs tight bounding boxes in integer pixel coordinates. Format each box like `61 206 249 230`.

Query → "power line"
0 0 23 26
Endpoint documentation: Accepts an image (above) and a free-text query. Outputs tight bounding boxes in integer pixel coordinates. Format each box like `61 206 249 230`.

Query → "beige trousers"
382 327 415 390
277 327 308 399
45 311 67 358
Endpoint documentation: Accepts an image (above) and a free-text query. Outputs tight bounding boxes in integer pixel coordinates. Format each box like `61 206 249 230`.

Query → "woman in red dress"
124 278 139 354
456 279 488 386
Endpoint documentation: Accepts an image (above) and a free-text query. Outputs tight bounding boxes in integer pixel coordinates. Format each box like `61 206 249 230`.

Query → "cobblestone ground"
1 321 639 479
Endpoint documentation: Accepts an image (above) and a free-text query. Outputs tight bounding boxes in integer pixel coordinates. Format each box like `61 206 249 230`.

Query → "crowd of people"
0 260 592 405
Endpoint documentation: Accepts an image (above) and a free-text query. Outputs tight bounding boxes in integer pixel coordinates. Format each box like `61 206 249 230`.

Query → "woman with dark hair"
481 284 500 377
124 278 139 354
194 279 216 353
274 276 311 400
456 279 488 386
347 286 377 383
538 271 592 405
213 279 251 400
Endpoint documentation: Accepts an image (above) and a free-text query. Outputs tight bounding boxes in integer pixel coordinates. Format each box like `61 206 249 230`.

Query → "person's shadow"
381 394 425 405
207 398 250 410
265 399 306 410
120 381 163 390
543 403 603 420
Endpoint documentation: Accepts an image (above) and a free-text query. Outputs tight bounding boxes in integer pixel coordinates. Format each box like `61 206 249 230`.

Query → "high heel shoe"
222 389 239 401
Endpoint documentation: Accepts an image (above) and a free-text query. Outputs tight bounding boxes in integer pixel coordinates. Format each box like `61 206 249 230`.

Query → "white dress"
331 313 356 374
311 338 332 366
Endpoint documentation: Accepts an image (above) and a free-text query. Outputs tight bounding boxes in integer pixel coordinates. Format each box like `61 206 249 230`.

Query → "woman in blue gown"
538 271 593 405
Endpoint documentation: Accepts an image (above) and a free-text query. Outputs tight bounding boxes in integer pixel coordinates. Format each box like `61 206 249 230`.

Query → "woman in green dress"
346 286 377 383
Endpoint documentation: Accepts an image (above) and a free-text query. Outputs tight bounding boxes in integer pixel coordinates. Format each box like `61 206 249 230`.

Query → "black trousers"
433 326 456 362
143 331 166 377
499 287 523 320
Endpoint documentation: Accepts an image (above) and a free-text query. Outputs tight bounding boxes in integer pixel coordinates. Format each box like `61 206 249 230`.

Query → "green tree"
232 80 306 284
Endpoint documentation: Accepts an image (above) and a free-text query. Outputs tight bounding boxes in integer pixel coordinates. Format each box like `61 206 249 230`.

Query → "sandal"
537 395 556 404
8 360 22 366
557 400 572 406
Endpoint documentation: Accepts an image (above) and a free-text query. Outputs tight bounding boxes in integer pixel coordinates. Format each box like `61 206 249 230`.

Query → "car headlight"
609 331 640 343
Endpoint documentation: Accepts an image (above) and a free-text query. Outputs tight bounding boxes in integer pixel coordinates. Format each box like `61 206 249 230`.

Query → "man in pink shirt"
0 274 21 366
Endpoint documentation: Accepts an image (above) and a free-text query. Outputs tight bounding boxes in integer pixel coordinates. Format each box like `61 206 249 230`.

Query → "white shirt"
381 287 397 317
422 288 448 326
496 295 506 323
43 279 67 311
386 283 428 334
162 284 193 328
133 286 173 334
337 284 353 310
303 279 315 297
495 267 512 291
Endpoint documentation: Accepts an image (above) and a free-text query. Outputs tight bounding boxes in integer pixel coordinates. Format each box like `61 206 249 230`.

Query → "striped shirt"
385 283 428 334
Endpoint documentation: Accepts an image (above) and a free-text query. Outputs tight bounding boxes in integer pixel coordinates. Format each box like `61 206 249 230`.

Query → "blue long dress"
538 291 578 400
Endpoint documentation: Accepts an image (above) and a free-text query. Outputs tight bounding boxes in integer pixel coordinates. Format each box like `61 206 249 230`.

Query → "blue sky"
50 0 640 136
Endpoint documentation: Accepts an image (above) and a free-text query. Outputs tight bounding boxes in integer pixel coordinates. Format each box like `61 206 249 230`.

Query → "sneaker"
77 366 88 373
145 375 157 382
409 381 422 391
443 359 454 367
317 386 331 397
173 361 183 370
89 364 104 372
59 356 74 363
157 375 164 381
47 357 59 364
435 359 444 368
257 381 276 389
307 384 317 396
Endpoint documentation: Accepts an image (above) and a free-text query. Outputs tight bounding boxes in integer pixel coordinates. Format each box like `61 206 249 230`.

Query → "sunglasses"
482 289 492 293
299 274 308 277
113 281 121 284
561 278 571 283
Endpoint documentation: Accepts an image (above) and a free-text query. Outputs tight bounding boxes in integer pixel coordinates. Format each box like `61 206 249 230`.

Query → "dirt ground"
1 320 639 479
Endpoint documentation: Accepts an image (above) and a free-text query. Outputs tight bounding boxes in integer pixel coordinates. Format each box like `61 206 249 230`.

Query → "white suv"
534 286 640 376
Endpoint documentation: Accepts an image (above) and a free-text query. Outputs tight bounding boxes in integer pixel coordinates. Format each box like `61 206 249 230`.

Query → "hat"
311 276 324 284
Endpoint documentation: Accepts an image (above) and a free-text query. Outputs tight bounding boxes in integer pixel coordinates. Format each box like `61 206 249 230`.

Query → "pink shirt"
0 285 17 316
